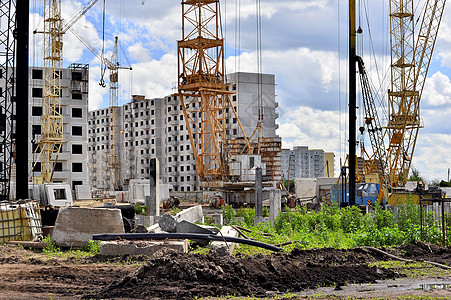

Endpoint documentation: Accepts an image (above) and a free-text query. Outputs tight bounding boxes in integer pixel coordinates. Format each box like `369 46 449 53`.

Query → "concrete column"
146 158 160 216
254 167 263 225
214 214 223 227
269 190 281 222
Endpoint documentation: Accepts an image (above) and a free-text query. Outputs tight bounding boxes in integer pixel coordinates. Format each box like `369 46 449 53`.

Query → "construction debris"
99 240 188 256
52 207 124 248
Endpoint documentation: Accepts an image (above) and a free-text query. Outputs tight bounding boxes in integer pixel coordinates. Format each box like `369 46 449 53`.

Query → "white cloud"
413 133 451 182
128 43 151 62
423 71 451 106
128 52 177 100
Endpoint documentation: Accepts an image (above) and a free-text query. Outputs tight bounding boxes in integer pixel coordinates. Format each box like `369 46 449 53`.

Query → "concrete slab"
75 185 91 200
99 240 188 256
147 223 164 233
175 205 203 224
199 225 220 234
52 207 124 248
211 226 239 255
176 220 214 246
295 178 317 199
128 180 170 203
176 220 214 234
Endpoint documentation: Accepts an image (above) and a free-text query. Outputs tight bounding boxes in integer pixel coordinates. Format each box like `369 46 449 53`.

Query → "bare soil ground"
0 242 450 299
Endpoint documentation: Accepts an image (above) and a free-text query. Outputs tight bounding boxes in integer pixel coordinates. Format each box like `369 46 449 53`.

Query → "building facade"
28 64 89 190
88 72 280 191
281 146 334 180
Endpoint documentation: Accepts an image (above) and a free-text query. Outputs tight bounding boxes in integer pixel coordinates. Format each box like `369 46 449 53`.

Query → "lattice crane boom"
386 0 446 187
356 56 390 187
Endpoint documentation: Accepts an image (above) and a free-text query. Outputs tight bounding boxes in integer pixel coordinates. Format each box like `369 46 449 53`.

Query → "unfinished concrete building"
88 72 281 191
27 64 90 191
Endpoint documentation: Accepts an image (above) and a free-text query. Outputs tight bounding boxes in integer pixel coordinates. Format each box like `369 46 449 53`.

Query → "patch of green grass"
215 200 450 256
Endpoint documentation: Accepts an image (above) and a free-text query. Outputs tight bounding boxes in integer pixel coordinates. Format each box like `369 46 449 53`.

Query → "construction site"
1 0 451 299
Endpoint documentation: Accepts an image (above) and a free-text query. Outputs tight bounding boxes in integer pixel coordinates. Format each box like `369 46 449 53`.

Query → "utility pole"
16 0 29 200
348 0 357 206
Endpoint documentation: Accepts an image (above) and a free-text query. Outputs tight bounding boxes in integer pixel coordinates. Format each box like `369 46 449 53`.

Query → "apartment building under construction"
88 72 281 191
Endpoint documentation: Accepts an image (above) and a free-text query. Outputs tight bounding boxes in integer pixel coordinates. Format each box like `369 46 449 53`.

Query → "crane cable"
256 0 263 122
99 0 107 88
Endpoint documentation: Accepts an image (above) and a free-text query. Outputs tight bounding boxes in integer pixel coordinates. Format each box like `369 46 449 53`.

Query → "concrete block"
129 180 170 204
176 220 214 246
135 215 159 228
158 214 178 232
115 192 129 203
52 207 124 248
211 226 239 255
175 205 203 224
176 220 214 234
44 184 73 207
295 178 317 199
75 185 91 200
99 240 188 256
199 225 220 234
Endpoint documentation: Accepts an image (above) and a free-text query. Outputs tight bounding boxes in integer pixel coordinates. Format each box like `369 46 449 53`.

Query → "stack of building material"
0 200 42 243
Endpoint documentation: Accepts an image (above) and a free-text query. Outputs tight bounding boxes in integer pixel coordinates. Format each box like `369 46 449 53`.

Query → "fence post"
442 198 446 247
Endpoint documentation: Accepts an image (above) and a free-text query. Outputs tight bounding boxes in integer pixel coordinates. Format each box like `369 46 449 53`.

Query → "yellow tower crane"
385 0 446 187
355 0 446 202
30 0 99 183
177 0 251 185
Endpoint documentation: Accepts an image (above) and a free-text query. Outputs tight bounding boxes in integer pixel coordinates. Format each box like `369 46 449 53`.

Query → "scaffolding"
0 1 16 200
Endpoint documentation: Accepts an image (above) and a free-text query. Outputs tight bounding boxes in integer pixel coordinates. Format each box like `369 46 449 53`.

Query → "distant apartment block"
281 146 334 180
88 72 280 191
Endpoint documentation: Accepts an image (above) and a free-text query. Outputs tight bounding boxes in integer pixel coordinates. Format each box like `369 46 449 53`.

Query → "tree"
408 168 424 182
439 180 451 187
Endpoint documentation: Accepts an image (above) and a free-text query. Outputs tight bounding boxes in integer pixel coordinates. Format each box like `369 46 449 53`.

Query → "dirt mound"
94 247 400 299
387 241 451 266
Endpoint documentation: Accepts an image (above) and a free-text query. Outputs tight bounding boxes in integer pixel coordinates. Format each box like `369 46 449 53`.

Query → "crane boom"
386 0 446 187
61 0 99 34
356 56 389 187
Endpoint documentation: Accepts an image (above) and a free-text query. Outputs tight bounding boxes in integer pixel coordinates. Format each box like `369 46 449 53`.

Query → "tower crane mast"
30 0 99 184
177 0 251 184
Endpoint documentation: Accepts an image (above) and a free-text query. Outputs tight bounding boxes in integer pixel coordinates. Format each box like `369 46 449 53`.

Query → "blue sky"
30 0 451 182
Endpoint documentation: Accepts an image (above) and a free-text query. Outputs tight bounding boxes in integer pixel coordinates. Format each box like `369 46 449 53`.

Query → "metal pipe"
92 232 283 252
348 0 356 206
15 0 29 200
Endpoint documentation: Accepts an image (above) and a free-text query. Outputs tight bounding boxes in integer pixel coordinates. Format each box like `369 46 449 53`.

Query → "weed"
43 235 61 253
